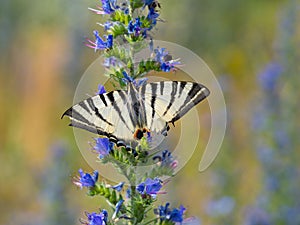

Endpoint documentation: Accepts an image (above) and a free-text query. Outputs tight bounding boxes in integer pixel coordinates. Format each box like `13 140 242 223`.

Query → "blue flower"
110 182 125 192
94 138 114 159
101 209 108 224
74 169 98 188
147 8 159 29
154 203 186 223
153 150 178 168
112 199 124 219
126 188 131 198
88 0 119 15
155 202 170 219
101 0 116 14
136 178 162 196
128 18 143 37
153 47 180 72
97 21 118 31
86 31 113 51
169 205 186 223
103 56 121 68
81 210 108 225
122 71 134 83
143 0 160 10
258 62 283 92
97 84 106 95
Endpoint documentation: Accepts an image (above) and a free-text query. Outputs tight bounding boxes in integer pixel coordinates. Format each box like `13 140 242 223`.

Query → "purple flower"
103 56 121 68
81 210 108 225
128 18 143 36
169 205 186 223
98 21 116 31
88 0 117 15
154 203 186 223
110 182 125 192
136 178 162 196
147 8 159 29
121 71 134 84
153 47 180 72
74 169 98 188
205 196 235 217
100 0 116 14
112 199 124 219
153 150 178 168
97 84 106 95
86 31 113 51
155 202 170 218
243 207 271 225
258 62 283 92
94 138 114 159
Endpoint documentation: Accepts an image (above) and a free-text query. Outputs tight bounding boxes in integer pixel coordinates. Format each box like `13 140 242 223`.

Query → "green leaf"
130 0 144 11
111 10 132 26
108 23 127 38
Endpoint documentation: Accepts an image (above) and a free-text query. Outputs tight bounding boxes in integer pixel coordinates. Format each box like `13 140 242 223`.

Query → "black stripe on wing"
86 97 114 126
170 83 210 123
150 83 158 129
107 91 134 133
163 81 178 116
62 107 93 127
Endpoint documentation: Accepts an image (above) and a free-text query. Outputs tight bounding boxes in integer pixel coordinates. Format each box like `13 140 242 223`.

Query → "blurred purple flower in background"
258 62 283 92
205 196 235 217
243 207 271 225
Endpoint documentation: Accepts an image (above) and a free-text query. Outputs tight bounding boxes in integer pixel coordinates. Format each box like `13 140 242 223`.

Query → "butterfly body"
62 81 210 148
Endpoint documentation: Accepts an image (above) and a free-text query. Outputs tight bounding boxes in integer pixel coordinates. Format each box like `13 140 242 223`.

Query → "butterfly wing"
62 90 137 146
141 81 210 135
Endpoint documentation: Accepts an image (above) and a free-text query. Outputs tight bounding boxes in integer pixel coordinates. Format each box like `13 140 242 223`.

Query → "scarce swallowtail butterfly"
62 81 210 148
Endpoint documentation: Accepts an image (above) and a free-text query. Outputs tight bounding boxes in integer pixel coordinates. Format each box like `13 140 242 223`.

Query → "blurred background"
1 0 299 224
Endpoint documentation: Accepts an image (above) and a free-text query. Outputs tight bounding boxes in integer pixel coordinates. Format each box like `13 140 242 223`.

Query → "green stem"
127 0 135 76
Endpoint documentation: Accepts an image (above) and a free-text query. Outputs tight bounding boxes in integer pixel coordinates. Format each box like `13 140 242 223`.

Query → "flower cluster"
85 0 180 87
71 1 191 224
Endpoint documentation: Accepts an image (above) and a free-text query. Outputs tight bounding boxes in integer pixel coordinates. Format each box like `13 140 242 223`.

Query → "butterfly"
62 81 210 148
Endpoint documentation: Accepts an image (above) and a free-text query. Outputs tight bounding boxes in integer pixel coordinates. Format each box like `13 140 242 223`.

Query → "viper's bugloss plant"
71 1 198 224
245 1 300 224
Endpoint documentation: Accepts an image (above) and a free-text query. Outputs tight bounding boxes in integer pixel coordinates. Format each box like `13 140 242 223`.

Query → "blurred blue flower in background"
205 196 235 217
258 62 283 92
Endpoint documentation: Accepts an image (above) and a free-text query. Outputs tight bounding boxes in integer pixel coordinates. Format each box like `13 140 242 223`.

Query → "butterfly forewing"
63 90 136 144
142 81 210 131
